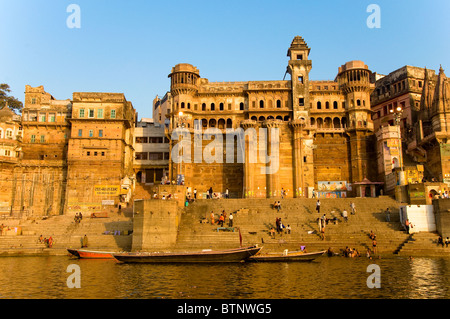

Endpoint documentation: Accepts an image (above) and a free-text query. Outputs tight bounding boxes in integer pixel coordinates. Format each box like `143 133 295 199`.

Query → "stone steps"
176 197 421 254
0 211 133 255
396 232 450 256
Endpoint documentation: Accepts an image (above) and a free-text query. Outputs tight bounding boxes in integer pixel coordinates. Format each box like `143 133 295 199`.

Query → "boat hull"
113 246 262 263
249 250 326 262
67 248 80 258
68 249 115 259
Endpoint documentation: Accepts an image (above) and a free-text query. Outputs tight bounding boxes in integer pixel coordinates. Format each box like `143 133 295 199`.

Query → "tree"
0 84 23 113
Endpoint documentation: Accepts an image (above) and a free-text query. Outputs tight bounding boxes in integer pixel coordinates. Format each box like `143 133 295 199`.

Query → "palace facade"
154 36 377 198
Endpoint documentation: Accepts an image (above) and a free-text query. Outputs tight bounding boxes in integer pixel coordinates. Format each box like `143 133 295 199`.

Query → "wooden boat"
249 250 326 262
67 248 80 258
112 245 262 263
67 248 115 259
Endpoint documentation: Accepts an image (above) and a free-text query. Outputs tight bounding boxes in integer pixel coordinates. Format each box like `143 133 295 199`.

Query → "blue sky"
0 0 449 119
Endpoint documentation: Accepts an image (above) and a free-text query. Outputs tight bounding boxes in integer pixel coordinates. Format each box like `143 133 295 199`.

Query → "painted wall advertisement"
94 185 120 196
317 181 348 198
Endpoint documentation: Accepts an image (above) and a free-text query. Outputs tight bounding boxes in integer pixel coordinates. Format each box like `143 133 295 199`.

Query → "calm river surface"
0 255 449 299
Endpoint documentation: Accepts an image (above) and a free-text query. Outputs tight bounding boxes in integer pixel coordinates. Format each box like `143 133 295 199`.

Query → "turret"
287 36 312 121
337 61 373 130
168 63 200 97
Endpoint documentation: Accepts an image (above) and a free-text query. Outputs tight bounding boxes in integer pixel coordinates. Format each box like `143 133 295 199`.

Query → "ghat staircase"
0 197 448 257
176 197 449 256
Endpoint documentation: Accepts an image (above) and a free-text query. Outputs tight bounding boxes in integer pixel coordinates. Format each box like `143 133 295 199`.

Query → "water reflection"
0 256 449 299
407 258 449 299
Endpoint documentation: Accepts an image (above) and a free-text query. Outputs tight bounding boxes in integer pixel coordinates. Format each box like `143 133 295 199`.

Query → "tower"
287 36 312 122
287 36 315 197
337 61 375 182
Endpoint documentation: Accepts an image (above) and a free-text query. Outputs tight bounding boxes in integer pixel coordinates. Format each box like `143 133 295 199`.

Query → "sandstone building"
0 86 136 216
153 36 377 198
133 117 170 185
0 106 22 215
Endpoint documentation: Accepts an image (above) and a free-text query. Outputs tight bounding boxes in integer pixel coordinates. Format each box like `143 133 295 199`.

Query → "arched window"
211 103 215 111
276 116 283 120
333 101 338 109
187 103 191 109
220 103 224 111
333 117 341 128
284 116 290 121
202 119 208 128
258 116 265 122
276 100 281 108
218 119 225 129
209 119 216 127
260 100 264 108
181 102 185 109
239 102 244 111
226 119 232 129
357 100 361 106
317 118 323 128
251 116 257 121
202 103 206 111
317 101 322 109
325 102 330 109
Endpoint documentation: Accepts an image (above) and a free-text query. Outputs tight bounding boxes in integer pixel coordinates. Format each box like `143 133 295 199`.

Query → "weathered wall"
131 200 181 251
432 199 450 238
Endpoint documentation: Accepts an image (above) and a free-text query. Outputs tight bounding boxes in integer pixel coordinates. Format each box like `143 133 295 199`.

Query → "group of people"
437 236 450 248
210 210 233 227
273 201 282 211
74 212 83 224
343 246 361 258
274 217 290 236
205 187 229 199
38 234 53 248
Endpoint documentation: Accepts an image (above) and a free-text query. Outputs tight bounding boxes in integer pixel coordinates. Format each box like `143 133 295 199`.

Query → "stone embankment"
0 197 448 257
0 210 133 256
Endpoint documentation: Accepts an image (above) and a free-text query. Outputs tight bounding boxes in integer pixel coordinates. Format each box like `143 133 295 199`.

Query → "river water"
0 255 449 300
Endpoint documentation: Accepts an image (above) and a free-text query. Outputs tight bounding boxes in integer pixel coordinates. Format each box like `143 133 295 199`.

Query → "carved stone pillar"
241 119 258 198
264 119 282 198
290 118 316 198
290 119 305 198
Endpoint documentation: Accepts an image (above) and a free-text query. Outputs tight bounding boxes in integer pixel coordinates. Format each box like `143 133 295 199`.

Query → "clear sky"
0 0 449 119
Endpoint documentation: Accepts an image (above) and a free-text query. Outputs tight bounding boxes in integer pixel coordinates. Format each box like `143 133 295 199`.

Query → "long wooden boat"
112 245 262 263
249 250 326 262
67 248 115 259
